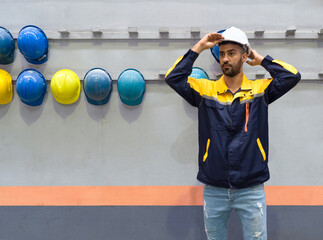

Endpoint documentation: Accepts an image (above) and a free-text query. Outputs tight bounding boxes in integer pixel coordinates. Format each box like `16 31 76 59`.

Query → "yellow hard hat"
0 69 13 104
50 69 80 104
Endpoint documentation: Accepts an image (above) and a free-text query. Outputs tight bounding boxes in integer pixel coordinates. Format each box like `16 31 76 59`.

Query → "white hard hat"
221 27 250 56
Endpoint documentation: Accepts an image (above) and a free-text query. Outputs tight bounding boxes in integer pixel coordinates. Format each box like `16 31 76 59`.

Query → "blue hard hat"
83 68 113 105
0 27 15 65
16 69 47 106
210 29 226 63
17 25 48 64
190 67 209 79
117 69 145 106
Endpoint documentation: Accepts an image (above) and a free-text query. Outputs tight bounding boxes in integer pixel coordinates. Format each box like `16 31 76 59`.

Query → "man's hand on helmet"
192 33 224 54
246 49 264 66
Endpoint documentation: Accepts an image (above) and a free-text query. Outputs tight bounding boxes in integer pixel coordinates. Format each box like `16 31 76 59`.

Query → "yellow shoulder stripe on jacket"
188 75 274 104
252 78 273 95
187 77 216 97
188 77 233 104
165 56 184 78
272 60 298 75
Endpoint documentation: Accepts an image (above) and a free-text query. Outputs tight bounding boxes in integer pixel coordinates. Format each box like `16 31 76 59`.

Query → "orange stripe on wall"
0 186 321 206
0 186 203 206
265 186 323 206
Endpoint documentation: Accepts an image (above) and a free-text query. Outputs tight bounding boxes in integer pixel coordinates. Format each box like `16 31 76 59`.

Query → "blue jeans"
203 184 267 240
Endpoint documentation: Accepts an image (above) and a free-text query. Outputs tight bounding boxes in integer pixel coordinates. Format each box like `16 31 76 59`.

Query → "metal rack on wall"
4 26 323 82
8 26 323 40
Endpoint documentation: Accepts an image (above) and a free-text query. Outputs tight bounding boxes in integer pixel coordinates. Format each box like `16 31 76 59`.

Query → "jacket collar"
217 74 252 94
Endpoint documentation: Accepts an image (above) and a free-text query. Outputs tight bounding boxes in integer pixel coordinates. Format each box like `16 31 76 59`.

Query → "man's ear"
242 52 248 63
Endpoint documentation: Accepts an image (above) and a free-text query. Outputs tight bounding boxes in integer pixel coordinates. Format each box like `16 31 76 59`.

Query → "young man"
165 27 301 240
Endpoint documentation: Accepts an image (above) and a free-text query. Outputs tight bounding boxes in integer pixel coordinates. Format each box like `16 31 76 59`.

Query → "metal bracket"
58 29 70 38
285 26 297 37
128 27 138 38
159 28 169 38
190 27 200 38
255 71 266 78
254 28 265 37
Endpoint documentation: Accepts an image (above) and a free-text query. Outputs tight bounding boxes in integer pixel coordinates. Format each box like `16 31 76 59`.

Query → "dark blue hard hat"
83 68 113 105
0 27 15 65
117 69 145 106
17 25 48 64
210 29 226 63
16 69 47 106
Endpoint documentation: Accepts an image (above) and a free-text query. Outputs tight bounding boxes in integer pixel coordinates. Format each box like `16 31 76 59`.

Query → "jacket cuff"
186 49 199 62
261 55 274 70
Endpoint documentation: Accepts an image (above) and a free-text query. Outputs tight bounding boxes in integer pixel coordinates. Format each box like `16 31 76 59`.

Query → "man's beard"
221 58 242 77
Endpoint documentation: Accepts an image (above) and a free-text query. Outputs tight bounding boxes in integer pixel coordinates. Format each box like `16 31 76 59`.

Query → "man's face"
219 43 246 77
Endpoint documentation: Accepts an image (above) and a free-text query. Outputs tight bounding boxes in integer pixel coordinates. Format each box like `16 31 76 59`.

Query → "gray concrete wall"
1 0 322 187
1 82 323 186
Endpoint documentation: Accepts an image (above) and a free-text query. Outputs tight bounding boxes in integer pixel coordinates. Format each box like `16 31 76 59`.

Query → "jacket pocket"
203 99 226 130
204 99 224 109
203 138 211 162
256 138 266 161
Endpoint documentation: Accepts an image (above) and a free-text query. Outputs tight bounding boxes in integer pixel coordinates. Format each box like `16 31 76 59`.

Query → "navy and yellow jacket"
165 49 301 189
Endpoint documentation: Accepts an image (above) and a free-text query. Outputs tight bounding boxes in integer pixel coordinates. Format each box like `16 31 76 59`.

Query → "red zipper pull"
245 102 249 132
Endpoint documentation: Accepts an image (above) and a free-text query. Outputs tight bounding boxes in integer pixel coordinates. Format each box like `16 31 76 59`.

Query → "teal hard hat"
0 26 15 65
17 25 48 65
189 67 209 79
16 69 47 106
83 68 113 105
117 69 145 106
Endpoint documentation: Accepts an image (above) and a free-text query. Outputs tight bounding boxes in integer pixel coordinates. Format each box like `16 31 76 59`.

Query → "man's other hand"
246 49 265 66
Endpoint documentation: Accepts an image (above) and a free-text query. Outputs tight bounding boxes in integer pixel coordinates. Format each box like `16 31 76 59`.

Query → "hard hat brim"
85 91 112 105
0 91 12 104
0 50 14 65
24 53 48 65
217 40 251 56
52 88 80 105
20 95 45 106
119 93 145 106
53 94 80 105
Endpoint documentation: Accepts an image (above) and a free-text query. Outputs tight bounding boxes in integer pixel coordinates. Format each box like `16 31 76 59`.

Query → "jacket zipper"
229 102 232 188
245 102 249 132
